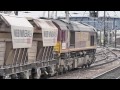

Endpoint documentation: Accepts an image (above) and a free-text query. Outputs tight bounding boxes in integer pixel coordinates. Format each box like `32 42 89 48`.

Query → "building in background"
58 16 120 46
59 16 120 31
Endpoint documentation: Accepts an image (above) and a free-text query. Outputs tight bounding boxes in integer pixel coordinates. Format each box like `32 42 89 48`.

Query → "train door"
70 31 75 48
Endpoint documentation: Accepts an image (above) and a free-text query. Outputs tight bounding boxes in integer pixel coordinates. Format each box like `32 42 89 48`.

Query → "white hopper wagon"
0 14 59 79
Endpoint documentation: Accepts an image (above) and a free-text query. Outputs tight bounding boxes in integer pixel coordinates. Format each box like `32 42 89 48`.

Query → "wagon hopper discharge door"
33 19 58 65
0 14 34 67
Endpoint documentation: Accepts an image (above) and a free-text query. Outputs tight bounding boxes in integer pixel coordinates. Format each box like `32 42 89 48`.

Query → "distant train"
0 14 97 79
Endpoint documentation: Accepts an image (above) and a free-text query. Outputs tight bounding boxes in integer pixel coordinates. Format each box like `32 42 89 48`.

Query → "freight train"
0 14 97 79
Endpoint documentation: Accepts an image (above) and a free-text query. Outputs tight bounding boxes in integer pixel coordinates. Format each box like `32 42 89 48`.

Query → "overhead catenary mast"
104 11 106 47
43 11 46 17
65 11 70 58
14 11 18 16
55 11 57 19
48 11 50 18
65 11 70 23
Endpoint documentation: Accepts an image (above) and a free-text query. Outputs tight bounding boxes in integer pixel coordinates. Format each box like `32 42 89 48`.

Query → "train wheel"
54 71 58 76
11 74 18 79
91 54 96 64
36 68 41 79
59 66 64 75
24 70 31 79
68 65 72 71
72 63 74 70
81 64 85 69
4 75 11 79
84 64 88 68
54 65 59 76
81 65 84 69
31 68 36 79
40 68 48 79
47 65 55 77
63 66 68 73
87 64 91 67
31 68 41 79
17 73 24 79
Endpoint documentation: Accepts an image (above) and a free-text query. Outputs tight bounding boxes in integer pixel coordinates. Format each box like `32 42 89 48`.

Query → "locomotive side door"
90 35 95 46
70 31 75 48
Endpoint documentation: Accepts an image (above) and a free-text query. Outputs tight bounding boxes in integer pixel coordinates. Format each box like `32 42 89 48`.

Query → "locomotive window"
90 36 94 46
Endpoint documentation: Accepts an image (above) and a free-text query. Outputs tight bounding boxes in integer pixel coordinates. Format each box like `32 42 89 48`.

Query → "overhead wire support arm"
113 11 118 48
65 11 70 58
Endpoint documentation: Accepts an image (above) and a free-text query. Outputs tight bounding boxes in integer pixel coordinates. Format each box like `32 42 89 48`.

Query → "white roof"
71 21 96 32
1 11 120 19
52 19 68 30
34 19 58 30
17 11 120 18
0 14 33 28
33 19 58 47
60 19 96 32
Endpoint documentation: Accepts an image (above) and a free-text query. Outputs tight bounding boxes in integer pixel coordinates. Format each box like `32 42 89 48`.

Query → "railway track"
92 65 120 79
49 48 120 79
116 76 120 79
49 57 119 79
94 48 119 63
